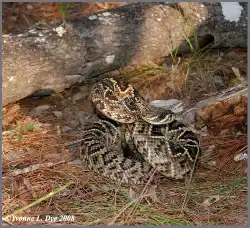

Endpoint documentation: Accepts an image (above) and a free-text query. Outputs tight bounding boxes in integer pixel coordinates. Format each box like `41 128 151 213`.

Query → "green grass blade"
5 182 72 218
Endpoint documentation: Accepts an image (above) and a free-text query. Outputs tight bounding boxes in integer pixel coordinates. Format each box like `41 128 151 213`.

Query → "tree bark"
181 82 248 125
3 2 247 106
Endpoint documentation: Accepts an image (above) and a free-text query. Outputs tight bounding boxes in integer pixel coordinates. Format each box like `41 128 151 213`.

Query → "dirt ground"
2 2 248 226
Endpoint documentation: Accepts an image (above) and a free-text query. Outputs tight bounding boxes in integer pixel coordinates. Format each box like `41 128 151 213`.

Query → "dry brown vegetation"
3 48 247 226
2 2 248 226
3 2 132 34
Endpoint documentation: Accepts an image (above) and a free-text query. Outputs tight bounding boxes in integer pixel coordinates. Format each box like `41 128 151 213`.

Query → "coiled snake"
80 78 200 185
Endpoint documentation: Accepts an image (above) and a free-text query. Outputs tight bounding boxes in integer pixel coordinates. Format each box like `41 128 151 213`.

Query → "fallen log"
185 82 247 124
3 2 247 105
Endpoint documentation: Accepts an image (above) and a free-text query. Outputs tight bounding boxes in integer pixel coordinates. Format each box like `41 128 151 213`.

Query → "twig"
4 161 66 177
108 192 152 225
181 148 201 212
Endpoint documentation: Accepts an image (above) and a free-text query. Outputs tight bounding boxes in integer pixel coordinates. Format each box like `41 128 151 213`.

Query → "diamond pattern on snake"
80 77 200 185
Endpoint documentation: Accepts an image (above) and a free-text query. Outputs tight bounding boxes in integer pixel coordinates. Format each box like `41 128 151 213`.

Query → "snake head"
114 84 135 103
112 83 141 115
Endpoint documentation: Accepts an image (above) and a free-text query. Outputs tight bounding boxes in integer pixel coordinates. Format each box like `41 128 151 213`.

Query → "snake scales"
80 78 200 185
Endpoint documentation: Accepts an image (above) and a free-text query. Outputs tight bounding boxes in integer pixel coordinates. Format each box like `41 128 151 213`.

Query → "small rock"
29 105 51 117
53 111 63 118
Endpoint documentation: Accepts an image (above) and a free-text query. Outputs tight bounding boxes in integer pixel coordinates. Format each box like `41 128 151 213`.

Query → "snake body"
80 78 200 184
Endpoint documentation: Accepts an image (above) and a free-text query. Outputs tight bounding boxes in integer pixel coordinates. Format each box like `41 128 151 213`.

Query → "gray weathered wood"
3 2 247 105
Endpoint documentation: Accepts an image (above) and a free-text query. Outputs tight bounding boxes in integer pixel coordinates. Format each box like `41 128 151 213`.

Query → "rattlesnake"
80 78 200 185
